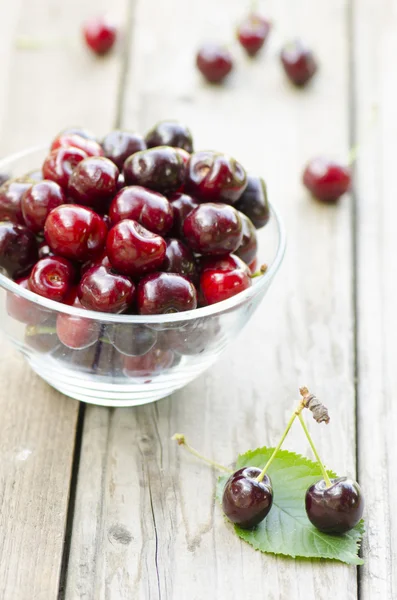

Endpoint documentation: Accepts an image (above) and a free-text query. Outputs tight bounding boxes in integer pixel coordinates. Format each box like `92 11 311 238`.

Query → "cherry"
117 173 126 190
68 156 119 210
50 133 104 157
38 241 54 259
80 248 111 277
78 264 135 313
237 14 271 57
83 16 117 56
44 205 108 262
169 193 198 237
123 146 186 195
303 157 351 203
56 290 100 349
222 467 273 529
109 186 173 235
0 179 33 224
145 121 194 153
196 44 233 83
235 213 258 265
280 40 318 87
199 254 252 305
163 238 197 282
43 147 88 189
108 324 157 356
183 203 243 255
137 272 197 315
0 222 38 279
21 180 66 233
58 126 97 141
123 347 175 378
28 256 75 302
107 219 166 277
6 277 49 325
234 175 270 229
102 130 146 169
186 151 247 204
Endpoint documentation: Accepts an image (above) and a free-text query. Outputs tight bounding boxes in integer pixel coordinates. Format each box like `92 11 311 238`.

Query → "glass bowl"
0 146 286 407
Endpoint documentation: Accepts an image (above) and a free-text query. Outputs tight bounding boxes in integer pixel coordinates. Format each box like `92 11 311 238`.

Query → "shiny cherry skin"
186 151 247 204
303 157 351 203
196 44 233 83
109 186 173 235
21 180 66 233
56 290 100 349
280 40 318 87
78 264 135 313
68 157 119 210
38 240 54 259
28 256 75 302
51 133 104 157
6 277 48 325
123 146 186 195
169 193 198 237
0 179 33 224
83 16 117 55
43 147 88 189
0 222 38 278
222 467 273 529
58 126 97 141
234 175 270 229
145 121 193 153
237 14 271 57
109 323 157 357
200 254 252 305
305 477 364 534
44 205 108 261
183 203 243 255
123 347 175 378
107 219 166 277
235 213 258 265
163 238 197 282
137 272 197 315
102 130 146 169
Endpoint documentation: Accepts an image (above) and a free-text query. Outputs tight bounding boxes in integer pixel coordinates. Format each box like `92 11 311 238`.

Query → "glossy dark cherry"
21 180 66 233
43 147 88 189
169 193 198 237
305 477 364 534
200 254 252 305
123 146 186 195
28 256 75 302
38 240 54 259
163 238 197 282
102 130 146 169
109 186 173 235
235 213 258 265
44 205 108 261
137 272 197 315
234 175 270 229
0 222 38 278
196 44 233 83
56 290 100 349
145 121 194 153
68 157 119 210
109 324 157 356
186 151 247 204
78 264 135 313
58 126 97 141
222 467 273 529
83 16 117 55
280 40 318 87
123 347 175 378
51 133 104 157
237 14 271 57
106 219 166 277
303 157 351 203
183 203 243 255
0 179 33 224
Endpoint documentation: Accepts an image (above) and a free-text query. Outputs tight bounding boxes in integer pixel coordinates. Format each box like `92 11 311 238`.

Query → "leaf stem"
297 413 333 488
172 434 232 473
250 264 268 279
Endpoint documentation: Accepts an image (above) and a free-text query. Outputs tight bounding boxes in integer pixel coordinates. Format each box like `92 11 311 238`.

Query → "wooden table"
0 0 394 598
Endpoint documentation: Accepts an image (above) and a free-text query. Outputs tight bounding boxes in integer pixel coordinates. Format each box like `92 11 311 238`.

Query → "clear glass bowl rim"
0 145 287 324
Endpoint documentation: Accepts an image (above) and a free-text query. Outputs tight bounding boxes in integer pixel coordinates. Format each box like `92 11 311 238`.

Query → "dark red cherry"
44 205 108 261
280 40 318 87
109 186 173 235
51 133 104 157
237 14 271 57
58 126 97 141
200 254 252 305
22 180 66 233
6 277 49 325
123 347 175 378
169 193 198 237
305 477 364 534
102 130 146 169
183 203 243 255
234 213 258 265
78 264 135 313
163 238 197 282
108 324 157 356
80 248 111 277
196 44 233 83
68 157 119 210
137 272 197 315
0 179 33 224
83 16 117 55
28 256 75 302
186 151 247 204
38 240 54 259
303 157 351 203
56 290 100 349
145 121 194 153
222 467 273 529
235 175 270 229
123 146 186 195
0 222 38 278
43 147 88 189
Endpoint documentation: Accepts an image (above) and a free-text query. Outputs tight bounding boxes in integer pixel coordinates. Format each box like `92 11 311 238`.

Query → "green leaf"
216 447 364 565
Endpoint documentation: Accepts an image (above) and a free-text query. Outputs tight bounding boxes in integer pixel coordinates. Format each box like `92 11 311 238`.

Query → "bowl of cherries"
0 121 285 406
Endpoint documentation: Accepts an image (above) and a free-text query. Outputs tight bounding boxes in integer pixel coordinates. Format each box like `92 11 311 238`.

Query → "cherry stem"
297 412 333 488
250 264 268 279
172 434 232 473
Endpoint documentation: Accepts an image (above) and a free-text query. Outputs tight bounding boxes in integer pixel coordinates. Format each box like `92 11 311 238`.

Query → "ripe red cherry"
102 130 146 169
237 14 271 57
123 146 186 195
280 40 318 87
0 222 38 279
44 205 108 261
21 180 66 233
169 193 198 237
222 467 273 529
200 254 252 305
28 256 75 302
196 44 233 83
50 133 104 157
109 186 173 235
137 272 197 315
56 290 100 349
235 213 258 265
78 264 135 313
6 277 49 325
0 179 32 224
83 16 117 56
186 151 247 204
68 156 119 210
43 147 88 188
123 347 175 378
235 175 270 229
303 157 351 203
163 238 197 282
183 203 243 255
107 219 166 277
145 121 194 153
